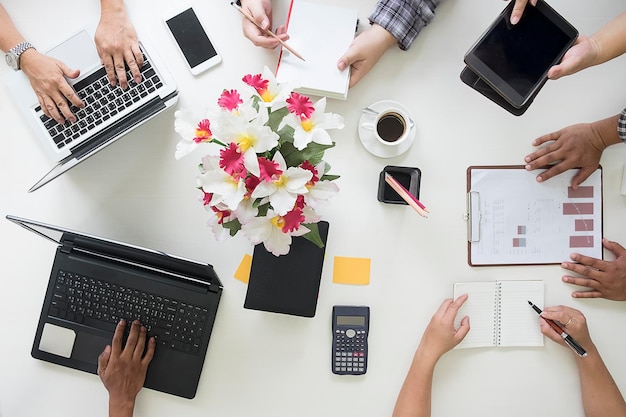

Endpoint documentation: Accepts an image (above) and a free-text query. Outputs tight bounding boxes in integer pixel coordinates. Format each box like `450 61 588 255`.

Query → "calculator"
332 305 369 375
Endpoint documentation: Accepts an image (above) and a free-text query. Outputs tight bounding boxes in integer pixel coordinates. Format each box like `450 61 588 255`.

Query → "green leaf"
267 107 289 131
281 141 335 167
251 95 261 112
222 218 242 237
301 223 325 248
276 125 295 145
320 174 340 181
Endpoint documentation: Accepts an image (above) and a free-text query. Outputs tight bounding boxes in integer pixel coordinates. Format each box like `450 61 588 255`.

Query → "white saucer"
358 100 416 158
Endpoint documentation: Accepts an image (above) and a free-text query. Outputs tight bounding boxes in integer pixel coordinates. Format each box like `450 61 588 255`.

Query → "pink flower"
281 208 305 233
202 191 213 206
300 160 319 186
217 89 243 112
286 92 314 120
258 157 282 182
219 143 246 177
194 119 212 143
242 73 271 101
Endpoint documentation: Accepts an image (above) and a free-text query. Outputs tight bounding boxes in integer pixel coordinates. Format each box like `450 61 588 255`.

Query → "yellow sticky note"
333 257 371 285
234 254 252 284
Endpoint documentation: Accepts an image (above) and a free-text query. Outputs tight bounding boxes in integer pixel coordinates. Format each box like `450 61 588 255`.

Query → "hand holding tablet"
461 0 578 115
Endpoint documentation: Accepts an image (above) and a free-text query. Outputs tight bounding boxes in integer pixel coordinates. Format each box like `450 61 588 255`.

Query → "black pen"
528 301 587 358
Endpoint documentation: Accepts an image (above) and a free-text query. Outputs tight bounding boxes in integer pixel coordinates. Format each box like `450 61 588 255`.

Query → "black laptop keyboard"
36 53 164 151
48 270 208 354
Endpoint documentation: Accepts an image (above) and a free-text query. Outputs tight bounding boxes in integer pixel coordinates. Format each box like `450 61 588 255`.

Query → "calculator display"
336 315 365 326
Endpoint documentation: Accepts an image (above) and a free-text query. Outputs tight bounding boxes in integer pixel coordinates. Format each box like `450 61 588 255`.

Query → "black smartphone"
163 6 221 75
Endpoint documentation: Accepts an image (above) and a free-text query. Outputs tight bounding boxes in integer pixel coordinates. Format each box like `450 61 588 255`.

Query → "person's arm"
98 319 155 417
96 0 143 89
524 111 623 187
560 238 626 301
392 295 470 417
239 0 288 49
539 306 626 417
336 0 440 88
549 11 626 80
0 4 83 124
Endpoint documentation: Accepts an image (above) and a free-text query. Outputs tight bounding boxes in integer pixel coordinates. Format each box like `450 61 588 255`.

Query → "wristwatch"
5 41 35 71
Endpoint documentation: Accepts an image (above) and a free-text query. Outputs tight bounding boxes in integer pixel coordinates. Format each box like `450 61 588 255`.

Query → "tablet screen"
473 6 571 98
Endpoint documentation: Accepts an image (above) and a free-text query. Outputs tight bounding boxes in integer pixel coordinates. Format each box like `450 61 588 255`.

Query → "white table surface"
1 1 625 416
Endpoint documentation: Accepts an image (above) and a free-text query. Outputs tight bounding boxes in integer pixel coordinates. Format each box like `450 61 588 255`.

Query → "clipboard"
465 165 603 266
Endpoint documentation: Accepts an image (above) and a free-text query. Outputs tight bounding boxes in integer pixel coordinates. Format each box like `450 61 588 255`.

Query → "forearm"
370 0 441 51
576 346 626 417
392 348 439 417
109 398 135 417
589 113 622 150
0 4 26 52
100 0 126 13
590 11 626 66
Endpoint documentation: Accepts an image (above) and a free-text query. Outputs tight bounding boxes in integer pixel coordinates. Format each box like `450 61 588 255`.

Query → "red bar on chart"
575 219 594 232
570 236 594 248
563 203 594 215
513 238 526 247
568 186 594 198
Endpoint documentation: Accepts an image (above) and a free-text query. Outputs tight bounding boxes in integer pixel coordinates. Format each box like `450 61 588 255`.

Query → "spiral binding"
494 281 502 346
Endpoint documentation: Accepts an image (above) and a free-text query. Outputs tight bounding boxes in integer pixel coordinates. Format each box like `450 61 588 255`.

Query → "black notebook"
244 221 329 317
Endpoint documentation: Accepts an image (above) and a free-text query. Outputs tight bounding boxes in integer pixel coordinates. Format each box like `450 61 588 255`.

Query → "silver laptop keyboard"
49 269 208 354
36 53 163 150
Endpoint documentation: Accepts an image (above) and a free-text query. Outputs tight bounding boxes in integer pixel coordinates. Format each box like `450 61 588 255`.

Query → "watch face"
5 52 18 70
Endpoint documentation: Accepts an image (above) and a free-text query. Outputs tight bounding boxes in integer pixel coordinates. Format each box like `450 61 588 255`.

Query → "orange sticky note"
333 257 371 285
234 254 252 284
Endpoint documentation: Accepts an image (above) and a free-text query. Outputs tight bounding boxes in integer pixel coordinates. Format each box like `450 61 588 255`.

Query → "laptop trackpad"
47 30 101 74
72 331 111 364
39 323 76 358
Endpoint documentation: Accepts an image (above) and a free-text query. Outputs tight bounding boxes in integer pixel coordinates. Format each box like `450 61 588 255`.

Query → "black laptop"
7 215 222 399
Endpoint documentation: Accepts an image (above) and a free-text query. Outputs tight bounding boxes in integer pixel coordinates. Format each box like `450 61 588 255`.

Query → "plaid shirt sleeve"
369 0 441 50
619 107 626 143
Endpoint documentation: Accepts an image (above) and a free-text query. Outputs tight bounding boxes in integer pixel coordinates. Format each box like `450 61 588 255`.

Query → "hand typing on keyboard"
98 319 155 417
96 0 144 90
0 1 141 125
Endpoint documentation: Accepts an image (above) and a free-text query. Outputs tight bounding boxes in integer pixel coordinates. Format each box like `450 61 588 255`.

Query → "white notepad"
453 280 544 349
275 1 357 100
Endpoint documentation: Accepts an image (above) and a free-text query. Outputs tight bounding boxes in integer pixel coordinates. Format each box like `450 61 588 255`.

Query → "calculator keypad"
333 328 367 375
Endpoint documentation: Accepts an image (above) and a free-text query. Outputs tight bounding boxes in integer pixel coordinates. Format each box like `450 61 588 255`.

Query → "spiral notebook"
453 280 544 349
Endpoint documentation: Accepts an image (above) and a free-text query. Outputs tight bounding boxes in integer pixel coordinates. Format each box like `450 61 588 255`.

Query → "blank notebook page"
453 280 544 348
276 1 356 100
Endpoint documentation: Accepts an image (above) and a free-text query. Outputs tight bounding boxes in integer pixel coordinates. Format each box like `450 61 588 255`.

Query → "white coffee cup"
361 107 412 146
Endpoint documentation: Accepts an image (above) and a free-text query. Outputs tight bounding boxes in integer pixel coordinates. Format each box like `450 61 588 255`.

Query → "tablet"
463 0 578 109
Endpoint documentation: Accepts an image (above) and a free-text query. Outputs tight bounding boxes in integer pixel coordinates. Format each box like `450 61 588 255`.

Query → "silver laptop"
4 21 178 192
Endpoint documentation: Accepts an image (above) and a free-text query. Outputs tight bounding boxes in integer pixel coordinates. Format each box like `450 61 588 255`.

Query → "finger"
541 308 575 327
455 316 471 342
57 64 84 108
571 289 603 298
124 320 141 354
603 238 626 257
510 0 528 25
113 55 129 89
570 167 595 189
142 337 156 367
534 163 570 183
443 293 468 323
125 47 142 84
561 274 601 291
433 298 453 320
101 54 117 87
97 344 112 376
539 319 564 344
133 325 147 359
111 319 126 355
530 131 560 148
569 252 607 274
52 95 76 123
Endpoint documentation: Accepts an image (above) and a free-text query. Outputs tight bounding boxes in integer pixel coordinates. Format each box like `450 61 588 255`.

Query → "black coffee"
376 112 406 142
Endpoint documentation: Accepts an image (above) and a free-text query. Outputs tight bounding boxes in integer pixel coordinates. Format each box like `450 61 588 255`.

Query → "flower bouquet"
174 67 344 256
